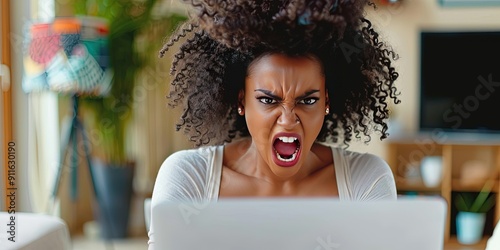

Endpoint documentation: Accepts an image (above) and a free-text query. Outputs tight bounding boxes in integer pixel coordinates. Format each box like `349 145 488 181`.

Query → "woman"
149 0 399 246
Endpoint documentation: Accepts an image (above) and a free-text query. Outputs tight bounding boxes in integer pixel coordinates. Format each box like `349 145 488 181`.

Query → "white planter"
456 212 486 245
420 156 443 187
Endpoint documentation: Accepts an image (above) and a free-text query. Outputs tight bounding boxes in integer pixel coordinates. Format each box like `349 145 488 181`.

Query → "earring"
325 108 329 115
238 107 244 115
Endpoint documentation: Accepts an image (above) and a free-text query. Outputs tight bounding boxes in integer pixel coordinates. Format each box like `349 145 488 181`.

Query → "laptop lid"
152 197 447 250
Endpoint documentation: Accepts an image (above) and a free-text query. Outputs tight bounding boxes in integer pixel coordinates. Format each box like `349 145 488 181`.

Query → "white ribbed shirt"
148 145 396 248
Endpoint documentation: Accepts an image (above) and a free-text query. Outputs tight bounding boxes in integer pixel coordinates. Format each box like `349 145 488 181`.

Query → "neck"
225 138 325 186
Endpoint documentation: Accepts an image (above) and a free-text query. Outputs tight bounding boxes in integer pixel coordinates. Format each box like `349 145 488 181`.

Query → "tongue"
274 140 297 156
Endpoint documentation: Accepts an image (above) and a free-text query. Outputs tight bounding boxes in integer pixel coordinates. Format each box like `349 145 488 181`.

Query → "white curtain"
25 0 61 214
28 92 60 214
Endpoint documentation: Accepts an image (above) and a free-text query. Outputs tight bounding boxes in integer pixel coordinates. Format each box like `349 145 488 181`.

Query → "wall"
349 0 500 158
7 0 500 220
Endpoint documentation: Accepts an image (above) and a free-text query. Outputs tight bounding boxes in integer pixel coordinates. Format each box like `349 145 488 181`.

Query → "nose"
277 105 299 129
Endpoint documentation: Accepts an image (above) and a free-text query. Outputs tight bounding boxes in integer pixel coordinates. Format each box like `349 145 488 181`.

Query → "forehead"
245 53 325 93
247 53 323 76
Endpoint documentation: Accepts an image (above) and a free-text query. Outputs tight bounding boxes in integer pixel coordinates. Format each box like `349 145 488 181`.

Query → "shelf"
388 139 500 245
444 236 489 250
452 179 499 192
396 178 499 192
388 133 500 145
395 178 442 192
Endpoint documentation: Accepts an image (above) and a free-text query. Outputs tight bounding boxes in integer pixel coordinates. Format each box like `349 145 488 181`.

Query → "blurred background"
1 0 500 249
1 0 193 248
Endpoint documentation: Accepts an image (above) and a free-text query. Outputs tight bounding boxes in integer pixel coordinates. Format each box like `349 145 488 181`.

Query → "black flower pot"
91 158 134 239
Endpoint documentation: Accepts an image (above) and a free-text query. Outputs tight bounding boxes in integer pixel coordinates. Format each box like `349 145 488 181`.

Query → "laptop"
151 197 447 250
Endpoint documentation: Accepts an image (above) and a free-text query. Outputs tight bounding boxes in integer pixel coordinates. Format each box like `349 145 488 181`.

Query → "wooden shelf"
444 236 489 250
452 179 499 192
395 178 442 192
387 140 500 246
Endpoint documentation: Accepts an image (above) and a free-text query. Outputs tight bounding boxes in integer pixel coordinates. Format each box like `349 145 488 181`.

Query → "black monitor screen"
419 31 500 133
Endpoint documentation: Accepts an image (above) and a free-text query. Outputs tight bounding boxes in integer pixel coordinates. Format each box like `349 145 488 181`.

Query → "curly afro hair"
159 0 400 147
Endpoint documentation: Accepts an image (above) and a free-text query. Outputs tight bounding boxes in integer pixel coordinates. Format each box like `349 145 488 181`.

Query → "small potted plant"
455 180 496 245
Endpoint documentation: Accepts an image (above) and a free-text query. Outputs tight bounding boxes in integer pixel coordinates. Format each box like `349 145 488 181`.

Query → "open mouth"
272 134 301 166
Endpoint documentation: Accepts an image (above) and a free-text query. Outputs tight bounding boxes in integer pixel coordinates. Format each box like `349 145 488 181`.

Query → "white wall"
349 0 500 158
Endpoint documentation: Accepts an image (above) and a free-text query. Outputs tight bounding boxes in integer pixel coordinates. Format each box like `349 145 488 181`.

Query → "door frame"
1 0 14 211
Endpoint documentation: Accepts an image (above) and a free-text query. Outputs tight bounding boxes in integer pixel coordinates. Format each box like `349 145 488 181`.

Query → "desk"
0 212 71 250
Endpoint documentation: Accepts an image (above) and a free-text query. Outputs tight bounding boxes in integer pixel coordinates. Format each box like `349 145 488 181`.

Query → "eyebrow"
254 89 320 101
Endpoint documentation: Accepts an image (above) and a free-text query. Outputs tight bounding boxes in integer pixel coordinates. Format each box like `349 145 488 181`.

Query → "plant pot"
91 158 135 239
456 211 486 245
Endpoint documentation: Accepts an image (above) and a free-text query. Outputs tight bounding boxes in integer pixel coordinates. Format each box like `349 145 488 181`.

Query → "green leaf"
477 195 496 213
454 193 470 212
455 180 496 213
470 180 494 212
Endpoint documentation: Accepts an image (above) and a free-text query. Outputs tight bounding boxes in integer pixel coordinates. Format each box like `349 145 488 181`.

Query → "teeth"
278 136 297 143
276 148 299 162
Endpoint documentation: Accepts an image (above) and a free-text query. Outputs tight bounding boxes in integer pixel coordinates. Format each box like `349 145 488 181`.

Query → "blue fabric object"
22 72 50 92
61 33 81 56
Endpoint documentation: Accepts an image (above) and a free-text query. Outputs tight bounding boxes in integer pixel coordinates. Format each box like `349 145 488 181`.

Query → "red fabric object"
29 24 61 65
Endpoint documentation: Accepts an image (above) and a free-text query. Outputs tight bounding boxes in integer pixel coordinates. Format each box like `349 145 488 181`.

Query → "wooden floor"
71 236 489 250
444 237 488 250
72 236 148 250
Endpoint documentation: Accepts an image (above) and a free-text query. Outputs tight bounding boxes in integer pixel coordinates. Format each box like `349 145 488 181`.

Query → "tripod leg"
75 115 98 199
50 114 76 205
70 121 79 201
51 94 79 208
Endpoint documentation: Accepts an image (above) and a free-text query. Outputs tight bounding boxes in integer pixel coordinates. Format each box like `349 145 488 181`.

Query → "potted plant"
76 0 153 239
71 0 185 238
455 180 496 245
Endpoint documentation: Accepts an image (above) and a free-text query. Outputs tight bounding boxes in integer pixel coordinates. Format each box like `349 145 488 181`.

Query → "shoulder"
160 146 216 169
332 146 396 200
157 146 219 182
334 147 391 176
152 146 219 202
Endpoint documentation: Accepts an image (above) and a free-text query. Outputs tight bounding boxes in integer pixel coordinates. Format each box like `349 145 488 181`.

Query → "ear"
325 89 330 109
238 89 245 106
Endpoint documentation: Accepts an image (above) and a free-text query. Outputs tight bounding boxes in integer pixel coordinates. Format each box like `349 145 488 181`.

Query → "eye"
298 98 319 105
257 97 278 105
